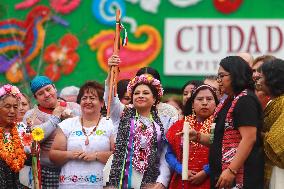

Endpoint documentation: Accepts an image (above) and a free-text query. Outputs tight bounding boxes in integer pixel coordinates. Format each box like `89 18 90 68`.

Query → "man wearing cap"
23 75 80 188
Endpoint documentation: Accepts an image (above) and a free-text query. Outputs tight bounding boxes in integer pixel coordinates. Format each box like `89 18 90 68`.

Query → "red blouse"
166 116 213 189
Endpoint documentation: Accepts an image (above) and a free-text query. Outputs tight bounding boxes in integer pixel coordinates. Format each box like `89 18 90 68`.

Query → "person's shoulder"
100 116 113 124
25 108 35 115
157 102 178 117
238 90 260 105
61 116 80 125
235 90 262 113
158 102 175 110
67 102 80 109
168 119 184 131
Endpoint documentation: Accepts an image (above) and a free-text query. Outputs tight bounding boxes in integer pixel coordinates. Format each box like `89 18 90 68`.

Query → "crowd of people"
0 52 283 189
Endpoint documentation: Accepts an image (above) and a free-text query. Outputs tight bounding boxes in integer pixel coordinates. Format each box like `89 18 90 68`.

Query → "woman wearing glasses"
189 56 264 189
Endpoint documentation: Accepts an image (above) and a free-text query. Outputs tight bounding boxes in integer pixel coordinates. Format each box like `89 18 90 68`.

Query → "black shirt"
209 91 264 189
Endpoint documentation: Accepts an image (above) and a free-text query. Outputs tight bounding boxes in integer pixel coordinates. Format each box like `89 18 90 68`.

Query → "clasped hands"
68 151 97 162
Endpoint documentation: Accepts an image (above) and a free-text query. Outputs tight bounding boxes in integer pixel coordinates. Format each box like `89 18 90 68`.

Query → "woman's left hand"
78 152 96 161
215 168 235 189
189 170 207 185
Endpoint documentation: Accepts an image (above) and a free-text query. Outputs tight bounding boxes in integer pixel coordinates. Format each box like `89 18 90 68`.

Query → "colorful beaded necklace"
81 114 102 145
132 111 154 173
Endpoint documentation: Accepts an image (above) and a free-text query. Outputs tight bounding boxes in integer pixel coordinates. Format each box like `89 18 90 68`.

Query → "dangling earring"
192 107 196 116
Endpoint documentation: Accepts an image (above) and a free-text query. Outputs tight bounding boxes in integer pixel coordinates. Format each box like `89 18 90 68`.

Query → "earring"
192 107 196 116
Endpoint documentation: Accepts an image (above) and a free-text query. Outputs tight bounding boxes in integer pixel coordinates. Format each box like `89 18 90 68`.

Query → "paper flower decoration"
127 74 163 102
32 127 44 142
0 84 21 99
43 33 79 81
22 133 33 146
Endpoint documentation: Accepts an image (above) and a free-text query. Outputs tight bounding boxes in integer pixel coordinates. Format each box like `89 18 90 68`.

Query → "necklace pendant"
85 137 89 145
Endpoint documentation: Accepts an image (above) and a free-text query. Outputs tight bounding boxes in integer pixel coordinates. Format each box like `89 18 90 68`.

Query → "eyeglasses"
217 73 230 80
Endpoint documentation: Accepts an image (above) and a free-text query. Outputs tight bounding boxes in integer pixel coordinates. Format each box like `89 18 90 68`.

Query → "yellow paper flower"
32 128 44 142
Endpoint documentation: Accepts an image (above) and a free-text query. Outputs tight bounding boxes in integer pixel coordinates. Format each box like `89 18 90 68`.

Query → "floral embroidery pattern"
95 130 106 136
43 33 79 81
73 130 106 136
59 174 102 184
75 131 83 136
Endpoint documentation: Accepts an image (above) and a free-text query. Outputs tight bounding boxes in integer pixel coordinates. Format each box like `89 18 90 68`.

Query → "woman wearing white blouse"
50 81 115 189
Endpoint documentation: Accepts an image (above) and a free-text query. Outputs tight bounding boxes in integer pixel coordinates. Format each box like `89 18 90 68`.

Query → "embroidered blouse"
58 116 115 189
104 83 176 187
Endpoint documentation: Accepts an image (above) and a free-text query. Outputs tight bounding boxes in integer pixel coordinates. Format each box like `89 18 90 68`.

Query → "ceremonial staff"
106 9 127 119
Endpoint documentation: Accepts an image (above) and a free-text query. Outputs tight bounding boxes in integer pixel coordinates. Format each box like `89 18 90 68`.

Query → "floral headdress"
0 84 21 99
127 74 164 102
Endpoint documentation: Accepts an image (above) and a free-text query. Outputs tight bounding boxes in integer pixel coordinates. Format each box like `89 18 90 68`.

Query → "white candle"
182 121 190 180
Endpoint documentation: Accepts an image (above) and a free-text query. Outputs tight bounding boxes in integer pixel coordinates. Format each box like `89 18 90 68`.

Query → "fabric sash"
123 118 135 188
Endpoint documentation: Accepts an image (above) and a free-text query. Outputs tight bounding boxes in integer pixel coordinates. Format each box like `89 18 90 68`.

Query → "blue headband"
30 76 53 94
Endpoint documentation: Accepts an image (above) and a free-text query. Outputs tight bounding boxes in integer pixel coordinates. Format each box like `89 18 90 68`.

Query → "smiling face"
257 72 271 96
80 89 103 116
252 60 263 82
132 84 156 113
0 95 19 127
193 89 216 120
34 84 57 108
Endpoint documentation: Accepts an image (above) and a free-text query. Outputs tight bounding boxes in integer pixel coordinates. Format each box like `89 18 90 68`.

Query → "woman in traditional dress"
257 58 284 189
50 81 115 188
189 56 264 189
166 85 218 189
0 84 26 188
105 56 175 189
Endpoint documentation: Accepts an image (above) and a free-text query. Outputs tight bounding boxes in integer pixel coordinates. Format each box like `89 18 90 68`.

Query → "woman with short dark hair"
50 81 115 188
258 58 284 189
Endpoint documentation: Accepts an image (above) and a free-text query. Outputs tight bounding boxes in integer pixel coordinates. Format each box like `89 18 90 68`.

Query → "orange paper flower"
43 33 79 81
0 126 26 172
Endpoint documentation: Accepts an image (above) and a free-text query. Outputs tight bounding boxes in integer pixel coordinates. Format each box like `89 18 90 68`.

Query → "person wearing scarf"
188 56 264 189
23 75 81 188
257 58 284 189
166 85 219 189
104 55 175 189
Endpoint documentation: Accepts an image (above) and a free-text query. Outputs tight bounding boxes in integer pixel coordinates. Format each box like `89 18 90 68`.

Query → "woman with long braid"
105 55 175 189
